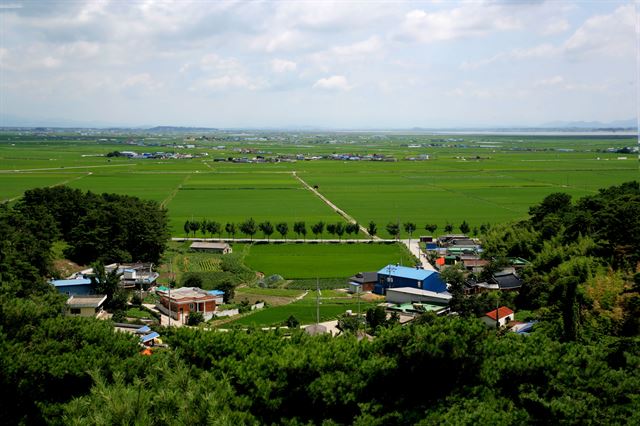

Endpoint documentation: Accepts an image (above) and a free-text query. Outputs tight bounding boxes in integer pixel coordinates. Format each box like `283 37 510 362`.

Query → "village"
50 233 536 349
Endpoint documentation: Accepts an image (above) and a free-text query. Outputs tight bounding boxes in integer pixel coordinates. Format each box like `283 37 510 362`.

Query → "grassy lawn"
126 307 153 319
236 287 305 298
242 242 413 279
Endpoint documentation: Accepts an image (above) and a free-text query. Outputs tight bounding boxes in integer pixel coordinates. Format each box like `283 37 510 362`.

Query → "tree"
347 222 360 238
404 222 417 243
240 218 257 240
365 306 387 331
335 222 345 239
459 220 470 235
207 221 221 238
182 274 204 288
183 220 191 237
189 220 200 237
440 264 468 316
326 223 337 238
225 222 236 238
293 221 307 240
90 262 125 310
425 223 438 234
337 314 360 333
200 219 208 238
367 221 377 239
311 221 325 239
258 221 274 240
276 222 289 240
187 311 204 326
444 223 453 233
386 222 400 240
285 315 300 328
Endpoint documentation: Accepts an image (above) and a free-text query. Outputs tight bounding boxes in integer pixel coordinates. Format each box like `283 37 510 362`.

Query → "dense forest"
0 183 639 425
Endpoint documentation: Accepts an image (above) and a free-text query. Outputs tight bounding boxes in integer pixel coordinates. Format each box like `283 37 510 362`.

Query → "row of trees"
183 218 362 240
183 218 486 240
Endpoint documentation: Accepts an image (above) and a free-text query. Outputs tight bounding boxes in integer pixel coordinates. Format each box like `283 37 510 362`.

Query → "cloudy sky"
0 0 636 128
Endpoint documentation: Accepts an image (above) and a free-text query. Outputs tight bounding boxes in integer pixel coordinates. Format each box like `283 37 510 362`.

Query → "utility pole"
316 278 320 325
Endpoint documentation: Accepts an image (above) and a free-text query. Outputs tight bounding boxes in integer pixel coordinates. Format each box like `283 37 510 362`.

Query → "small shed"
482 306 514 328
190 242 232 254
66 295 107 317
348 272 378 293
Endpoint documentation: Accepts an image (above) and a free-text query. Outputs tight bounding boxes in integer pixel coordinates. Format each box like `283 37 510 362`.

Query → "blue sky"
0 0 636 128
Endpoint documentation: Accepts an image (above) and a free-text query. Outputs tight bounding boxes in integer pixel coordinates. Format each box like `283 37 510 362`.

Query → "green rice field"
2 131 638 238
242 242 412 279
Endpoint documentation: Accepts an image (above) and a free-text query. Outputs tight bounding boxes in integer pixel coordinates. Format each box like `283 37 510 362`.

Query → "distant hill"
145 126 218 132
540 119 636 129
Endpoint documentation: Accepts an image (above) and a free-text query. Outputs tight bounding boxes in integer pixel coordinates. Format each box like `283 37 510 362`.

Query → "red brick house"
157 287 218 323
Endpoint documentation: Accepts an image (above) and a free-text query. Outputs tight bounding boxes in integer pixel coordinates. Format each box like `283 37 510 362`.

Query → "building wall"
376 273 446 294
56 284 93 296
481 315 512 328
68 306 98 317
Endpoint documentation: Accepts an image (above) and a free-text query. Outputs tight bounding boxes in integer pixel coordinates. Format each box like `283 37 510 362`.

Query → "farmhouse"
491 271 523 290
51 278 93 296
348 272 378 293
106 263 159 289
481 306 515 329
190 242 233 254
375 264 447 295
157 286 218 323
66 295 107 318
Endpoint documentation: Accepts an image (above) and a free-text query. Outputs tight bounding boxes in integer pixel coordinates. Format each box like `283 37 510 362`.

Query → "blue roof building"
50 278 94 296
374 265 447 295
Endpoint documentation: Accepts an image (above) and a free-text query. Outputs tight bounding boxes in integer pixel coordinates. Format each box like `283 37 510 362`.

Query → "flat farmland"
166 172 340 236
242 242 412 279
1 133 637 239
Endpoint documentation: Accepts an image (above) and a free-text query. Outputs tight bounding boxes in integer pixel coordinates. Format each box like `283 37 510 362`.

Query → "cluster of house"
346 234 533 332
50 263 160 317
426 234 527 293
154 286 225 323
114 151 203 160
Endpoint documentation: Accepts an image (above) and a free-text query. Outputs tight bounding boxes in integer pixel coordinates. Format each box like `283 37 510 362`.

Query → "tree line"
183 218 487 239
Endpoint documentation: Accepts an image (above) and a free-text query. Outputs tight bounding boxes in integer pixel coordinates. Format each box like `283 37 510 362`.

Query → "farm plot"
165 172 340 236
242 242 412 279
68 172 187 203
0 173 85 202
226 293 376 327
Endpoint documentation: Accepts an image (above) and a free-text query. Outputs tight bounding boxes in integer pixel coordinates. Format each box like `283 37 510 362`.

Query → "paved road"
402 238 436 271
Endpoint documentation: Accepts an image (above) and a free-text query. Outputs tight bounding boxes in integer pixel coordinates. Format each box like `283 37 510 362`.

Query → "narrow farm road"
2 171 92 203
402 238 436 271
292 171 374 238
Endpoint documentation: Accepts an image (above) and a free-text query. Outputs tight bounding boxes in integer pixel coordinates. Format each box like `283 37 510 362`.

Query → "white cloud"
399 5 520 43
461 43 559 69
252 30 307 53
535 75 564 87
200 54 241 72
271 58 297 73
313 75 352 91
541 17 570 36
197 75 262 91
563 4 635 58
331 36 382 56
122 73 161 90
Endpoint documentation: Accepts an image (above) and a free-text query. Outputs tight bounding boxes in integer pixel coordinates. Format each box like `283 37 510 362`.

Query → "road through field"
292 171 373 238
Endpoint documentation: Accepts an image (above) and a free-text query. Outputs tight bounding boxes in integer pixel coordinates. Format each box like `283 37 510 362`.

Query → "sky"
0 0 637 128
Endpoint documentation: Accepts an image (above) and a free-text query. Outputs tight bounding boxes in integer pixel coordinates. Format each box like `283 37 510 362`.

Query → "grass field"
225 293 375 327
2 132 637 238
242 242 413 279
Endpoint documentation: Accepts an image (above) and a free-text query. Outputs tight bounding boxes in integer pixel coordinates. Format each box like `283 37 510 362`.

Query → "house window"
70 308 81 314
189 303 194 310
417 281 422 289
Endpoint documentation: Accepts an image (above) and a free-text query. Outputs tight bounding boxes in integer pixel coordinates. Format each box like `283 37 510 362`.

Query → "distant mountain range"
539 119 636 129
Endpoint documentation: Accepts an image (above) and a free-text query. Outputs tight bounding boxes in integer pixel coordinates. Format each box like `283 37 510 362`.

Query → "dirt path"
292 171 373 238
2 171 93 203
161 173 192 209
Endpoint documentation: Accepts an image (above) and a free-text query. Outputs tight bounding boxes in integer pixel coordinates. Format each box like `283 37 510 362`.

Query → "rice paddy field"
2 131 638 238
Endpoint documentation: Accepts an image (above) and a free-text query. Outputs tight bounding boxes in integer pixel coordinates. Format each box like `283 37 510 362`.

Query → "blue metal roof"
377 265 437 281
207 290 225 296
140 332 160 343
50 278 92 287
136 325 151 334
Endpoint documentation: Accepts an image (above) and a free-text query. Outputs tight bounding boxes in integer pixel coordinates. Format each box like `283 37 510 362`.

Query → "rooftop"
386 287 452 300
158 286 215 300
485 306 514 320
51 278 92 287
67 295 107 308
190 242 230 250
377 264 438 281
349 271 378 283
